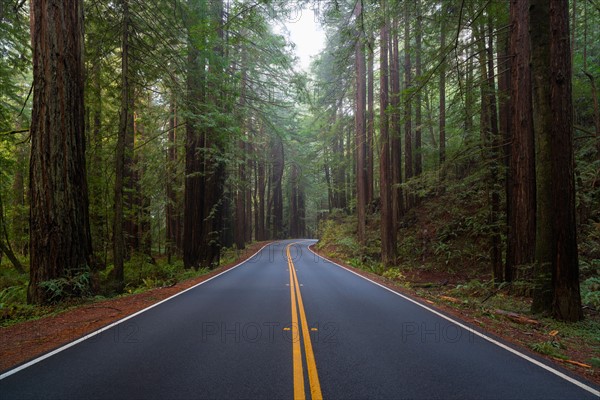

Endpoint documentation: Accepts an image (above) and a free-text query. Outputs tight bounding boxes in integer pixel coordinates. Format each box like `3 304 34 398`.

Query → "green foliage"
581 276 600 309
0 283 27 305
38 267 92 303
451 279 491 297
382 268 405 282
529 341 567 359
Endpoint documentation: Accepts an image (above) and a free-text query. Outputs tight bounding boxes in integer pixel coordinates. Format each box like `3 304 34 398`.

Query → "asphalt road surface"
1 240 598 399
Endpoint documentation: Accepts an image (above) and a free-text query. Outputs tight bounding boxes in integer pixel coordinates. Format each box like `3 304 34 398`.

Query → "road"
1 240 598 399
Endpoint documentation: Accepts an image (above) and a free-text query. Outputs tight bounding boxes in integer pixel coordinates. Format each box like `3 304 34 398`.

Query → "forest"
0 0 599 331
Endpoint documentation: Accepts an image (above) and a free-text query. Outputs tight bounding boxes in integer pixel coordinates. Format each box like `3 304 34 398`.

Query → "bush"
581 276 600 309
382 268 405 281
38 267 92 303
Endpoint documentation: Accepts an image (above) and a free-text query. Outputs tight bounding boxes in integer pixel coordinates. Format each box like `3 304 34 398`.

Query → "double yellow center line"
286 243 323 400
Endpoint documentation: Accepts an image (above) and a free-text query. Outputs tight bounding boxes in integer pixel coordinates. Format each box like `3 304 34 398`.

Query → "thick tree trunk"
582 71 600 159
530 0 554 313
234 137 246 249
183 1 206 269
166 98 180 262
531 0 583 321
379 9 396 268
89 62 104 255
257 137 266 240
498 12 512 283
439 8 447 172
486 19 503 284
28 0 93 303
290 163 298 238
354 1 367 246
245 141 253 242
414 2 423 177
272 138 284 238
390 18 403 229
404 2 413 191
507 0 536 284
113 0 135 290
367 34 375 205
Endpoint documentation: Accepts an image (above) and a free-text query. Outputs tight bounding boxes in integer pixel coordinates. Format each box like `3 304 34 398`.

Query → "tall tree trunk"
290 162 298 238
166 97 180 262
404 2 413 194
235 50 248 249
414 2 423 177
256 131 266 241
390 17 403 230
507 0 536 284
486 17 503 284
199 0 227 268
367 33 375 205
89 62 104 255
28 0 93 303
498 9 512 284
379 7 396 268
439 7 447 173
530 0 554 313
583 71 600 159
531 0 582 321
113 0 134 289
183 0 206 270
354 0 367 247
271 136 284 238
245 141 253 242
12 142 28 256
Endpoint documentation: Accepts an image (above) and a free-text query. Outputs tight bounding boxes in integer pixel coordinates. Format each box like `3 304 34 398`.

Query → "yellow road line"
287 243 323 400
288 253 305 400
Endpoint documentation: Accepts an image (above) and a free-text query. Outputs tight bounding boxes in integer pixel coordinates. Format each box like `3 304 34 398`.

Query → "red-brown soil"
0 241 271 373
309 245 600 388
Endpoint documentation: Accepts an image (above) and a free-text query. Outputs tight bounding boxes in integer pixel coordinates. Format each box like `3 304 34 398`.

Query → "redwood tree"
379 5 396 267
507 0 536 284
354 0 367 246
530 0 582 321
28 0 93 303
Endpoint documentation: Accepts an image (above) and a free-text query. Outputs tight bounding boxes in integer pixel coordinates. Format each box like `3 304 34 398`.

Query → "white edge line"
0 242 273 381
306 244 600 397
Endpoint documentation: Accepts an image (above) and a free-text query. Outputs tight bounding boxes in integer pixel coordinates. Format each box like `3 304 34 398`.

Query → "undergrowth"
0 245 256 326
316 165 600 370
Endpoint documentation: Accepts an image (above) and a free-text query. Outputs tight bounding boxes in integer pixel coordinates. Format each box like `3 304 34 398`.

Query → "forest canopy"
0 0 599 323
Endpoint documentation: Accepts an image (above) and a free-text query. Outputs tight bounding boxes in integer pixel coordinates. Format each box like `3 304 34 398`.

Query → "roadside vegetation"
0 246 249 327
315 168 600 382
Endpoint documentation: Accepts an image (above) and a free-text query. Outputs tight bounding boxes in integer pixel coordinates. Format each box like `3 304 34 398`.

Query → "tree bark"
379 7 396 268
530 0 583 321
486 17 503 284
166 97 180 262
112 0 135 289
390 18 403 232
439 7 447 172
507 0 536 284
367 33 375 206
28 0 93 303
271 137 284 238
414 1 423 177
354 0 367 246
404 2 413 190
183 0 207 270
